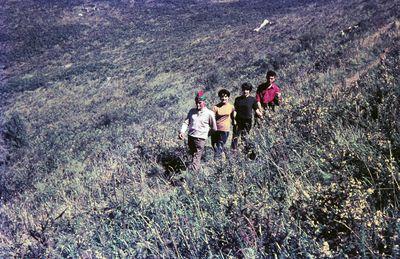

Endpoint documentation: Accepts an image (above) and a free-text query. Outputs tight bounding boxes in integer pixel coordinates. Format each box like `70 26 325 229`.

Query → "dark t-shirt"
234 95 258 121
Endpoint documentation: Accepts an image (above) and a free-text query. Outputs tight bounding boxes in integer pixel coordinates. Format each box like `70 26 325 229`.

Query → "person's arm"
253 97 263 118
256 102 264 118
277 91 282 105
212 105 217 114
275 85 282 105
232 100 238 126
257 101 262 111
255 90 264 117
209 111 217 132
179 112 190 139
255 108 263 118
255 90 261 104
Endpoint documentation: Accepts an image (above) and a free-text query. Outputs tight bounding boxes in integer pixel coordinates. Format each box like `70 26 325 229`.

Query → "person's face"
195 100 205 110
268 76 276 84
220 94 229 104
242 89 250 97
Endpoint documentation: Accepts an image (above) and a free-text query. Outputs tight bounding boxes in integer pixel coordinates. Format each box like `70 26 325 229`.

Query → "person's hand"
255 109 264 119
178 132 184 140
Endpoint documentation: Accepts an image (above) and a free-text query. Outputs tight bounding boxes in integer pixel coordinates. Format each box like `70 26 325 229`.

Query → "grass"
1 0 399 257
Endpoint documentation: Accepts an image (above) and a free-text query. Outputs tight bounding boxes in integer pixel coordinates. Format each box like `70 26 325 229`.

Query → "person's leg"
242 119 257 159
188 135 196 156
241 119 254 154
262 105 277 127
218 131 229 157
231 124 240 151
243 119 252 134
214 131 224 158
187 135 197 170
254 115 262 128
233 119 249 151
211 131 218 153
240 119 252 143
268 102 276 112
191 137 206 171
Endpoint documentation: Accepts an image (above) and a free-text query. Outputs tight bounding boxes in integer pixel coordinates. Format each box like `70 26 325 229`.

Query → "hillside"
1 0 399 257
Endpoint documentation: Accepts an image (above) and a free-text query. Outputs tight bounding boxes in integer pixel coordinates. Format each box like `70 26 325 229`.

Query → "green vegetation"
1 0 399 257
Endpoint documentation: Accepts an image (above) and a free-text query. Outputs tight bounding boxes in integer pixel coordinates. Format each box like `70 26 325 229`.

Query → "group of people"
178 70 282 171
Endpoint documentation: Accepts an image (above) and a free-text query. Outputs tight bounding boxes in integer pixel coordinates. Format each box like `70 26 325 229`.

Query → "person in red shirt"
256 70 282 119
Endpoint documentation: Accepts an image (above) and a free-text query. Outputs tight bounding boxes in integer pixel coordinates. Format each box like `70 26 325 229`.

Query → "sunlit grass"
1 0 399 257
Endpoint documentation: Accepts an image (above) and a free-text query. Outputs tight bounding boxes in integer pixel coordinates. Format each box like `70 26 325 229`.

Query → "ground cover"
0 0 399 257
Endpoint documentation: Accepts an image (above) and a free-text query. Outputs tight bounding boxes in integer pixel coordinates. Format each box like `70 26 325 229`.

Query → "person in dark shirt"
231 83 262 151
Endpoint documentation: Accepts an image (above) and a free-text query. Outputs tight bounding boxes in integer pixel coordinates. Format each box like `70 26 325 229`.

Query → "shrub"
3 112 27 148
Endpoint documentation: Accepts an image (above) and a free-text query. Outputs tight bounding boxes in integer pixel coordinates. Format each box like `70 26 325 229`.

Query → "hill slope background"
0 0 399 257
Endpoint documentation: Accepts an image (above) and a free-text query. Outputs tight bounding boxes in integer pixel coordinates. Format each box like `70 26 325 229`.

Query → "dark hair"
218 89 230 98
266 70 277 78
241 82 253 91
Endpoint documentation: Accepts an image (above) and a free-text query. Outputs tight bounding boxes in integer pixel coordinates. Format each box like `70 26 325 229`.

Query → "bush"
3 113 27 148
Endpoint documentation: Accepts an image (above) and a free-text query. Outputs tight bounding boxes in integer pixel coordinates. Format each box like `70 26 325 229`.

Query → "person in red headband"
179 90 217 171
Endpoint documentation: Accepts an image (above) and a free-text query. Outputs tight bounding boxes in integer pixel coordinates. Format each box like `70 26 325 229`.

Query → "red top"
256 83 281 106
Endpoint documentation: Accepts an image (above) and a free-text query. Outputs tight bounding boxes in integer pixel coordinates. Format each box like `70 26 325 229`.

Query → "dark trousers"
231 119 252 150
188 136 206 171
211 131 229 158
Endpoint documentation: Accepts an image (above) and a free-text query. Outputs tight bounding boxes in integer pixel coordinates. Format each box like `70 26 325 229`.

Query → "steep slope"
0 0 399 257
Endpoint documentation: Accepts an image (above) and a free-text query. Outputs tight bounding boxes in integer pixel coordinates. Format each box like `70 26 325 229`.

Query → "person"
255 70 282 120
211 89 235 159
231 83 261 151
179 90 217 171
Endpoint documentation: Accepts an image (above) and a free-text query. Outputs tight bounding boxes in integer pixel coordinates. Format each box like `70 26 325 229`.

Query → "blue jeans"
211 131 229 158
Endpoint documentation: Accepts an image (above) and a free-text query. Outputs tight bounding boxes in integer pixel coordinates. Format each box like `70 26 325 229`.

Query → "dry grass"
0 0 399 257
